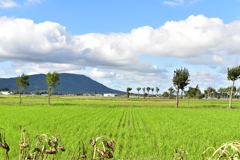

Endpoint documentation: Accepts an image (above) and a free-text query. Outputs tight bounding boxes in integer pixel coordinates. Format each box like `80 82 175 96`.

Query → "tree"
151 88 154 97
218 87 225 99
136 87 141 98
1 88 9 91
126 87 132 98
162 92 169 97
142 87 146 99
156 87 160 97
237 87 240 99
142 87 146 94
185 85 201 107
206 87 216 99
15 73 30 105
146 87 151 98
168 87 175 99
94 91 98 98
227 66 240 109
172 67 190 108
46 71 60 105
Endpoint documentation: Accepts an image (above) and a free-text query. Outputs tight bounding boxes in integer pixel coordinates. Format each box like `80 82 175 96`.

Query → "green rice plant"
0 128 10 160
90 136 115 159
202 140 240 159
70 139 87 160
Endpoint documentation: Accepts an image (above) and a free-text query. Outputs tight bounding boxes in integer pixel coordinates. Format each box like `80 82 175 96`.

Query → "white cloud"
163 1 178 6
25 0 45 5
190 71 226 91
185 54 223 65
1 15 240 69
189 0 202 4
163 0 202 6
2 15 240 91
0 0 19 8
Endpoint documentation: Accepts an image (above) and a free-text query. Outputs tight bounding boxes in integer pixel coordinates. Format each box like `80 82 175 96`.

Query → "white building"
0 91 12 95
103 93 117 97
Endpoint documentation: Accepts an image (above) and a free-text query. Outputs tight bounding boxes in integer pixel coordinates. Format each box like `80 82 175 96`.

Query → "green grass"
1 95 240 159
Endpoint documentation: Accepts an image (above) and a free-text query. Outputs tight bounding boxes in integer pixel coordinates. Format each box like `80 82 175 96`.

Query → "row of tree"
129 66 240 109
15 72 60 105
171 66 240 109
126 87 161 98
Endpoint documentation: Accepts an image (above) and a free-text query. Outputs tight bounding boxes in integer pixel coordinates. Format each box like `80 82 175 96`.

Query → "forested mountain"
0 73 123 94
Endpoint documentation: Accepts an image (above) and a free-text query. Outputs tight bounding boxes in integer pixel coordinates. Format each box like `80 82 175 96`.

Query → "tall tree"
142 87 146 94
156 87 160 97
46 71 60 105
146 87 151 98
136 87 141 98
142 87 146 99
126 87 132 98
172 67 190 108
151 88 154 97
15 73 29 105
227 66 240 109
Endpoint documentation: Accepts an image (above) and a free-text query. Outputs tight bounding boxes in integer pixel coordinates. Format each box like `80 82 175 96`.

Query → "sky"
1 0 240 93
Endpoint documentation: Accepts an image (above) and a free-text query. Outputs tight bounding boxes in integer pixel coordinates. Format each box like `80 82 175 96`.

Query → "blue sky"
1 0 240 93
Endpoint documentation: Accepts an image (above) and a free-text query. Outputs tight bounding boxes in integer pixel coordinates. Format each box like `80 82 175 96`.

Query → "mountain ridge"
0 73 124 94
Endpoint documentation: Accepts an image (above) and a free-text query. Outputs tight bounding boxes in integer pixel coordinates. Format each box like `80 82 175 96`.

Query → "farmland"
1 95 240 159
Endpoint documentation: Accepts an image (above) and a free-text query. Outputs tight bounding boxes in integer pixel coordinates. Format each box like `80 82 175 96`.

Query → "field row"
1 97 240 159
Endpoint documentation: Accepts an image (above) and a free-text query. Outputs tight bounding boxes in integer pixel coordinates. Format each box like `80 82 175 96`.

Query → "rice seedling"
70 139 87 160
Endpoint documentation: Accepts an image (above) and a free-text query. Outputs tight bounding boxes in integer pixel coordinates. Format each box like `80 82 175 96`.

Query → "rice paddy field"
1 95 240 159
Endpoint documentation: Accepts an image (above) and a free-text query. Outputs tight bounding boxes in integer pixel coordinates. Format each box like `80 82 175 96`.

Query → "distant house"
0 91 12 95
95 94 102 97
83 93 92 96
104 93 117 97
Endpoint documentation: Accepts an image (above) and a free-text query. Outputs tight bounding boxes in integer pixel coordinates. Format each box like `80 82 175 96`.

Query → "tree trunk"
48 95 50 105
176 89 179 108
19 92 22 105
229 81 234 109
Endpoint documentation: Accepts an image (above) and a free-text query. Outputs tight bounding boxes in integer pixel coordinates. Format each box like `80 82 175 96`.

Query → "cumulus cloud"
0 0 19 8
2 15 240 91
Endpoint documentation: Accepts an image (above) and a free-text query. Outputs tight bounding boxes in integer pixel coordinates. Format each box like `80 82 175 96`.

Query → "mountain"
0 73 124 94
